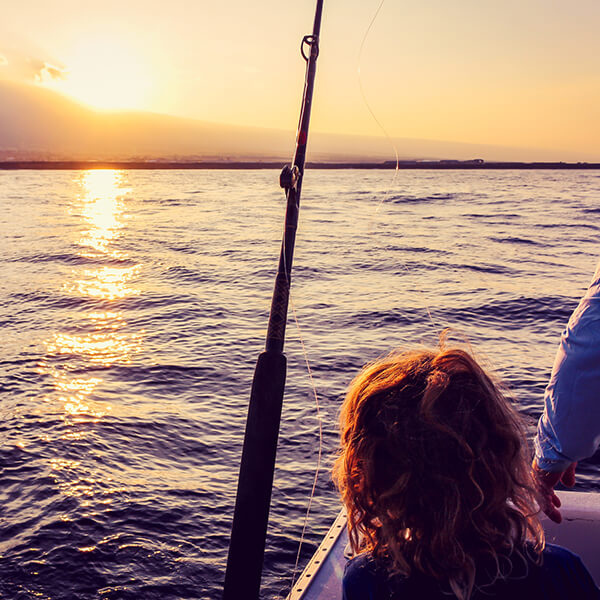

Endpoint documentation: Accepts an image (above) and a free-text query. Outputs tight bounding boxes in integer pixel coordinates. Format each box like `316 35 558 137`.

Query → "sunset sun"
44 36 154 111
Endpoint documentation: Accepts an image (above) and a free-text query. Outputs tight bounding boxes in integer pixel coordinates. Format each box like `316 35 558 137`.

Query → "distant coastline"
1 160 599 170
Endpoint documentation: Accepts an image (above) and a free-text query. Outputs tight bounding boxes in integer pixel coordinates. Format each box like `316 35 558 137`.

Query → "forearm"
534 266 600 471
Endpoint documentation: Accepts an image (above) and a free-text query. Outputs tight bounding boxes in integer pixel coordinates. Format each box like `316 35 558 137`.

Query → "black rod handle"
223 351 287 600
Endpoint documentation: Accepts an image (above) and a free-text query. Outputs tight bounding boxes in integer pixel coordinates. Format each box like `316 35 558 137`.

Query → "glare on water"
38 171 143 460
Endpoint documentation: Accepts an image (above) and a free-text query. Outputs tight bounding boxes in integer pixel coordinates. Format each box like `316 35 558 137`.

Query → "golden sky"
1 0 599 158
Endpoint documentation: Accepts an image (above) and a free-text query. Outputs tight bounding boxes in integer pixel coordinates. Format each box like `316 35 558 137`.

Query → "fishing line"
357 0 400 222
286 0 439 589
357 0 439 333
288 290 323 591
284 9 404 587
276 175 324 592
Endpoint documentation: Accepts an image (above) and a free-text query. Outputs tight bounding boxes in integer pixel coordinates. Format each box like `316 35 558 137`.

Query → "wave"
164 266 216 284
343 294 575 332
489 236 543 246
346 307 425 328
537 222 599 231
389 193 456 204
439 294 576 328
12 253 137 267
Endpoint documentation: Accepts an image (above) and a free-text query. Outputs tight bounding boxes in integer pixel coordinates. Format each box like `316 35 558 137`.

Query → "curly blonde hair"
333 342 543 600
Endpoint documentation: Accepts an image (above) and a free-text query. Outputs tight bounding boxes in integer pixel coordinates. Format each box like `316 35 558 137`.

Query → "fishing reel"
279 164 300 191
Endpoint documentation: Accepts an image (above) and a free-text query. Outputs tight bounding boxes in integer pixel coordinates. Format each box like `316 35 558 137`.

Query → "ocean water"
1 168 599 599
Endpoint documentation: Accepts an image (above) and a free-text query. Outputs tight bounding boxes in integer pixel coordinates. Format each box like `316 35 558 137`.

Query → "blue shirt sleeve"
535 262 600 471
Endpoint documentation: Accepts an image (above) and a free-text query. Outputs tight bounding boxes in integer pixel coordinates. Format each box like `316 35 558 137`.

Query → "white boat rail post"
222 2 324 599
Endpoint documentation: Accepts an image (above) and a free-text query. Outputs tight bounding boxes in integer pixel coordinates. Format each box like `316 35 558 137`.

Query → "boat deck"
289 490 600 599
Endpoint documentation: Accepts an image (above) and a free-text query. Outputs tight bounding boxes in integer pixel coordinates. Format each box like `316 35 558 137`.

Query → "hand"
531 461 577 524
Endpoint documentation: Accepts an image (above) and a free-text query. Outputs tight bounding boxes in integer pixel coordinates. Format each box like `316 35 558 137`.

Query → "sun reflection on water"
47 322 143 367
77 169 130 257
38 170 145 502
66 265 142 300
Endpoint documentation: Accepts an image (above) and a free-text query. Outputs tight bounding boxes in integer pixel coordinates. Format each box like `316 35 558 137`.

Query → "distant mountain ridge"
0 80 297 161
0 80 588 162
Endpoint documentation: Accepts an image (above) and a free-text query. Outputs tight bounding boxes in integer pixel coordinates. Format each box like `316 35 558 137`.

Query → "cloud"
0 34 67 83
33 60 68 83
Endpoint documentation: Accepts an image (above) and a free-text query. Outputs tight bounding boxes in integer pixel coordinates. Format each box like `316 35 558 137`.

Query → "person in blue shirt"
533 263 600 523
334 340 599 600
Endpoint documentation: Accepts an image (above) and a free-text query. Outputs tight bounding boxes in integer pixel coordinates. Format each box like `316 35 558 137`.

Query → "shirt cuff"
533 453 573 473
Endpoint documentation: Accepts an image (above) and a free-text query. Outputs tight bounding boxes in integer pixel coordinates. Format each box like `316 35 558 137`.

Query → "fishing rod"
222 1 324 599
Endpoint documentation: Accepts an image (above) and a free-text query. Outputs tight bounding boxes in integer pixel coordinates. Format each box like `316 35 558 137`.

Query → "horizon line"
1 159 599 171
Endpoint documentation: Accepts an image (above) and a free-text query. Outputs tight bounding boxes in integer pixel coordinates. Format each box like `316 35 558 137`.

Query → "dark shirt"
343 544 599 600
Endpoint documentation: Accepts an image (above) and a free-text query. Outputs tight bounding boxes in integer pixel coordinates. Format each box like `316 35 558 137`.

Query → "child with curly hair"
334 342 598 600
